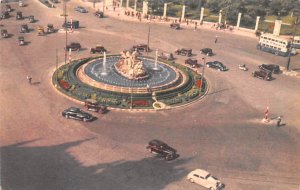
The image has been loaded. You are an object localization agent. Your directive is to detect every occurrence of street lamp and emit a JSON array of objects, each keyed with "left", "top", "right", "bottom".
[
  {"left": 200, "top": 57, "right": 206, "bottom": 93},
  {"left": 63, "top": 0, "right": 68, "bottom": 65},
  {"left": 286, "top": 11, "right": 299, "bottom": 70}
]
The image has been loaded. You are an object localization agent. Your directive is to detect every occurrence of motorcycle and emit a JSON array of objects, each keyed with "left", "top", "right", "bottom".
[{"left": 239, "top": 64, "right": 248, "bottom": 71}]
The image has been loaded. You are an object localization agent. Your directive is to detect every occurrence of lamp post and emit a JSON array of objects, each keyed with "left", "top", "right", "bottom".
[
  {"left": 200, "top": 57, "right": 206, "bottom": 93},
  {"left": 63, "top": 0, "right": 68, "bottom": 65},
  {"left": 286, "top": 11, "right": 299, "bottom": 70}
]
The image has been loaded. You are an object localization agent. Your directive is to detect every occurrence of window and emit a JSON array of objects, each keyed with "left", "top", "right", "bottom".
[{"left": 193, "top": 174, "right": 199, "bottom": 178}]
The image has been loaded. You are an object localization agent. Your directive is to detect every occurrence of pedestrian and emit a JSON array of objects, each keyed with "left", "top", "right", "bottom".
[
  {"left": 27, "top": 75, "right": 32, "bottom": 84},
  {"left": 215, "top": 35, "right": 218, "bottom": 43},
  {"left": 277, "top": 116, "right": 282, "bottom": 127},
  {"left": 194, "top": 22, "right": 197, "bottom": 31}
]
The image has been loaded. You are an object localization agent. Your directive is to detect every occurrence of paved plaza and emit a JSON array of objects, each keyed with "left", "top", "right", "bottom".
[{"left": 1, "top": 0, "right": 300, "bottom": 189}]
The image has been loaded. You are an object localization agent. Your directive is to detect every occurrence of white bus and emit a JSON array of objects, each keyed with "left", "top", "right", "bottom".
[
  {"left": 292, "top": 36, "right": 300, "bottom": 49},
  {"left": 257, "top": 33, "right": 296, "bottom": 56}
]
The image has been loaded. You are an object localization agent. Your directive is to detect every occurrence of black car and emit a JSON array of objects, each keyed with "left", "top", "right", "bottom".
[
  {"left": 28, "top": 15, "right": 35, "bottom": 23},
  {"left": 62, "top": 107, "right": 94, "bottom": 122},
  {"left": 252, "top": 70, "right": 272, "bottom": 81},
  {"left": 20, "top": 24, "right": 29, "bottom": 33},
  {"left": 94, "top": 11, "right": 104, "bottom": 18},
  {"left": 185, "top": 58, "right": 199, "bottom": 68},
  {"left": 90, "top": 45, "right": 107, "bottom": 54},
  {"left": 259, "top": 64, "right": 280, "bottom": 74},
  {"left": 175, "top": 48, "right": 192, "bottom": 57},
  {"left": 131, "top": 44, "right": 150, "bottom": 52},
  {"left": 200, "top": 48, "right": 213, "bottom": 56},
  {"left": 1, "top": 29, "right": 8, "bottom": 38},
  {"left": 158, "top": 52, "right": 175, "bottom": 61},
  {"left": 206, "top": 61, "right": 227, "bottom": 71},
  {"left": 146, "top": 139, "right": 178, "bottom": 161},
  {"left": 66, "top": 42, "right": 81, "bottom": 51},
  {"left": 16, "top": 11, "right": 23, "bottom": 20},
  {"left": 62, "top": 20, "right": 80, "bottom": 29},
  {"left": 1, "top": 11, "right": 9, "bottom": 19},
  {"left": 170, "top": 23, "right": 180, "bottom": 30},
  {"left": 5, "top": 5, "right": 12, "bottom": 12}
]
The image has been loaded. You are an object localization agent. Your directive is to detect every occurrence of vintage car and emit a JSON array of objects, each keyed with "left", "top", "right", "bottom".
[
  {"left": 66, "top": 42, "right": 81, "bottom": 51},
  {"left": 94, "top": 11, "right": 104, "bottom": 18},
  {"left": 1, "top": 11, "right": 9, "bottom": 19},
  {"left": 20, "top": 24, "right": 29, "bottom": 33},
  {"left": 200, "top": 48, "right": 213, "bottom": 56},
  {"left": 187, "top": 169, "right": 225, "bottom": 190},
  {"left": 131, "top": 44, "right": 150, "bottom": 52},
  {"left": 47, "top": 23, "right": 55, "bottom": 33},
  {"left": 19, "top": 0, "right": 24, "bottom": 7},
  {"left": 28, "top": 15, "right": 34, "bottom": 23},
  {"left": 259, "top": 64, "right": 280, "bottom": 74},
  {"left": 206, "top": 61, "right": 227, "bottom": 71},
  {"left": 5, "top": 5, "right": 12, "bottom": 12},
  {"left": 84, "top": 99, "right": 107, "bottom": 113},
  {"left": 146, "top": 139, "right": 178, "bottom": 161},
  {"left": 18, "top": 36, "right": 25, "bottom": 46},
  {"left": 16, "top": 11, "right": 23, "bottom": 20},
  {"left": 37, "top": 26, "right": 45, "bottom": 36},
  {"left": 62, "top": 20, "right": 80, "bottom": 29},
  {"left": 1, "top": 29, "right": 8, "bottom": 38},
  {"left": 90, "top": 45, "right": 107, "bottom": 54},
  {"left": 252, "top": 70, "right": 272, "bottom": 81},
  {"left": 75, "top": 6, "right": 88, "bottom": 13},
  {"left": 185, "top": 58, "right": 199, "bottom": 68},
  {"left": 158, "top": 52, "right": 175, "bottom": 61},
  {"left": 175, "top": 48, "right": 192, "bottom": 57},
  {"left": 170, "top": 23, "right": 180, "bottom": 30},
  {"left": 62, "top": 107, "right": 94, "bottom": 122}
]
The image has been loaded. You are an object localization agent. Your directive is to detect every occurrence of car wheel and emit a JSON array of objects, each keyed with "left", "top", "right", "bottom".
[
  {"left": 210, "top": 187, "right": 215, "bottom": 190},
  {"left": 65, "top": 114, "right": 69, "bottom": 119},
  {"left": 218, "top": 68, "right": 221, "bottom": 71},
  {"left": 207, "top": 65, "right": 210, "bottom": 68},
  {"left": 189, "top": 178, "right": 194, "bottom": 183},
  {"left": 275, "top": 51, "right": 278, "bottom": 56},
  {"left": 83, "top": 118, "right": 87, "bottom": 122}
]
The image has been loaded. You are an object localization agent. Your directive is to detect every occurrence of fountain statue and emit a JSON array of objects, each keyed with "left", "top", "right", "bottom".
[
  {"left": 114, "top": 51, "right": 149, "bottom": 80},
  {"left": 101, "top": 51, "right": 108, "bottom": 76}
]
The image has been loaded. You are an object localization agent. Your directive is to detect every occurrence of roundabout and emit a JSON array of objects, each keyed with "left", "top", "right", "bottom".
[{"left": 53, "top": 51, "right": 208, "bottom": 109}]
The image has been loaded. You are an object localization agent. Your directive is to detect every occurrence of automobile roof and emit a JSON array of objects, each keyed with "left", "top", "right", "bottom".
[{"left": 192, "top": 169, "right": 210, "bottom": 177}]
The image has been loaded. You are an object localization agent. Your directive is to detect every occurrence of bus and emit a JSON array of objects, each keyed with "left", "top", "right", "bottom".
[
  {"left": 257, "top": 33, "right": 296, "bottom": 57},
  {"left": 292, "top": 36, "right": 300, "bottom": 49}
]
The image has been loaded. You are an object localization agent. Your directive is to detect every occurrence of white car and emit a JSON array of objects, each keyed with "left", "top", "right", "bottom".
[{"left": 187, "top": 169, "right": 224, "bottom": 190}]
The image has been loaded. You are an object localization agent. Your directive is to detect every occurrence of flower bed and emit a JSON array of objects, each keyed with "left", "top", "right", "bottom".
[
  {"left": 59, "top": 79, "right": 71, "bottom": 90},
  {"left": 129, "top": 100, "right": 150, "bottom": 107}
]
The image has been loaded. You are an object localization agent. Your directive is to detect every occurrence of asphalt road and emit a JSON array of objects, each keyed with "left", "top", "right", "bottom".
[{"left": 1, "top": 0, "right": 300, "bottom": 190}]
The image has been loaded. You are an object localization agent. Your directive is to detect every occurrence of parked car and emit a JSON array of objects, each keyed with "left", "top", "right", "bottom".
[
  {"left": 170, "top": 23, "right": 180, "bottom": 30},
  {"left": 90, "top": 45, "right": 107, "bottom": 54},
  {"left": 1, "top": 11, "right": 9, "bottom": 19},
  {"left": 187, "top": 169, "right": 225, "bottom": 190},
  {"left": 1, "top": 29, "right": 8, "bottom": 38},
  {"left": 146, "top": 139, "right": 178, "bottom": 161},
  {"left": 28, "top": 15, "right": 34, "bottom": 23},
  {"left": 16, "top": 11, "right": 23, "bottom": 20},
  {"left": 84, "top": 99, "right": 107, "bottom": 113},
  {"left": 200, "top": 48, "right": 213, "bottom": 56},
  {"left": 94, "top": 11, "right": 104, "bottom": 18},
  {"left": 66, "top": 42, "right": 81, "bottom": 51},
  {"left": 62, "top": 107, "right": 94, "bottom": 122},
  {"left": 20, "top": 24, "right": 29, "bottom": 33},
  {"left": 62, "top": 20, "right": 79, "bottom": 29},
  {"left": 75, "top": 6, "right": 88, "bottom": 13},
  {"left": 37, "top": 26, "right": 45, "bottom": 36},
  {"left": 252, "top": 70, "right": 272, "bottom": 81},
  {"left": 19, "top": 0, "right": 24, "bottom": 7},
  {"left": 206, "top": 61, "right": 227, "bottom": 71},
  {"left": 259, "top": 64, "right": 280, "bottom": 74},
  {"left": 18, "top": 36, "right": 25, "bottom": 46},
  {"left": 158, "top": 52, "right": 175, "bottom": 61},
  {"left": 132, "top": 44, "right": 150, "bottom": 52},
  {"left": 5, "top": 5, "right": 12, "bottom": 12},
  {"left": 185, "top": 58, "right": 199, "bottom": 68},
  {"left": 175, "top": 48, "right": 192, "bottom": 56},
  {"left": 47, "top": 23, "right": 55, "bottom": 33}
]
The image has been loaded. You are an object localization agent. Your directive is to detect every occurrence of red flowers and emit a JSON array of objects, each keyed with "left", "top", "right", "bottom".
[{"left": 59, "top": 79, "right": 71, "bottom": 90}]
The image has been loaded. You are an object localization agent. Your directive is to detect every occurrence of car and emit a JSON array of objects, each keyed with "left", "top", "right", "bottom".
[
  {"left": 5, "top": 5, "right": 12, "bottom": 12},
  {"left": 158, "top": 52, "right": 175, "bottom": 61},
  {"left": 47, "top": 23, "right": 55, "bottom": 33},
  {"left": 18, "top": 36, "right": 25, "bottom": 46},
  {"left": 132, "top": 44, "right": 150, "bottom": 52},
  {"left": 200, "top": 48, "right": 213, "bottom": 56},
  {"left": 66, "top": 42, "right": 81, "bottom": 51},
  {"left": 90, "top": 45, "right": 107, "bottom": 54},
  {"left": 16, "top": 11, "right": 23, "bottom": 20},
  {"left": 252, "top": 70, "right": 272, "bottom": 81},
  {"left": 187, "top": 169, "right": 224, "bottom": 190},
  {"left": 170, "top": 23, "right": 180, "bottom": 30},
  {"left": 258, "top": 64, "right": 280, "bottom": 74},
  {"left": 37, "top": 26, "right": 45, "bottom": 36},
  {"left": 75, "top": 6, "right": 88, "bottom": 13},
  {"left": 206, "top": 61, "right": 227, "bottom": 71},
  {"left": 175, "top": 48, "right": 192, "bottom": 56},
  {"left": 19, "top": 0, "right": 24, "bottom": 7},
  {"left": 62, "top": 20, "right": 80, "bottom": 29},
  {"left": 185, "top": 58, "right": 199, "bottom": 68},
  {"left": 146, "top": 139, "right": 178, "bottom": 161},
  {"left": 94, "top": 11, "right": 104, "bottom": 18},
  {"left": 20, "top": 24, "right": 29, "bottom": 33},
  {"left": 84, "top": 99, "right": 107, "bottom": 113},
  {"left": 28, "top": 15, "right": 34, "bottom": 23},
  {"left": 62, "top": 107, "right": 94, "bottom": 122},
  {"left": 1, "top": 11, "right": 9, "bottom": 19},
  {"left": 1, "top": 29, "right": 8, "bottom": 38}
]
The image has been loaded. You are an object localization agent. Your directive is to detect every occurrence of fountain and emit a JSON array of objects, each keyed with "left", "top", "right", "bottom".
[
  {"left": 152, "top": 49, "right": 161, "bottom": 71},
  {"left": 101, "top": 52, "right": 108, "bottom": 76}
]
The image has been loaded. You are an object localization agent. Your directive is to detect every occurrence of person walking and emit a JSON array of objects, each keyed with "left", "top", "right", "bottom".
[
  {"left": 27, "top": 75, "right": 32, "bottom": 84},
  {"left": 277, "top": 116, "right": 282, "bottom": 127},
  {"left": 215, "top": 35, "right": 218, "bottom": 43}
]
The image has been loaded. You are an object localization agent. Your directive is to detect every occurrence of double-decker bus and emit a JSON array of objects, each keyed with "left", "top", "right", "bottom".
[
  {"left": 257, "top": 33, "right": 296, "bottom": 56},
  {"left": 292, "top": 36, "right": 300, "bottom": 49}
]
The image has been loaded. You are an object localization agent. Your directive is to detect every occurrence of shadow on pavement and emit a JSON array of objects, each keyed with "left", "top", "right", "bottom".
[{"left": 1, "top": 138, "right": 192, "bottom": 190}]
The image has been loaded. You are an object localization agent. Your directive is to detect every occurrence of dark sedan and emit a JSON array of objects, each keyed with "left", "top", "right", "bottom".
[
  {"left": 146, "top": 139, "right": 178, "bottom": 161},
  {"left": 206, "top": 61, "right": 227, "bottom": 71},
  {"left": 259, "top": 64, "right": 280, "bottom": 74},
  {"left": 62, "top": 107, "right": 94, "bottom": 122},
  {"left": 200, "top": 48, "right": 213, "bottom": 56}
]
